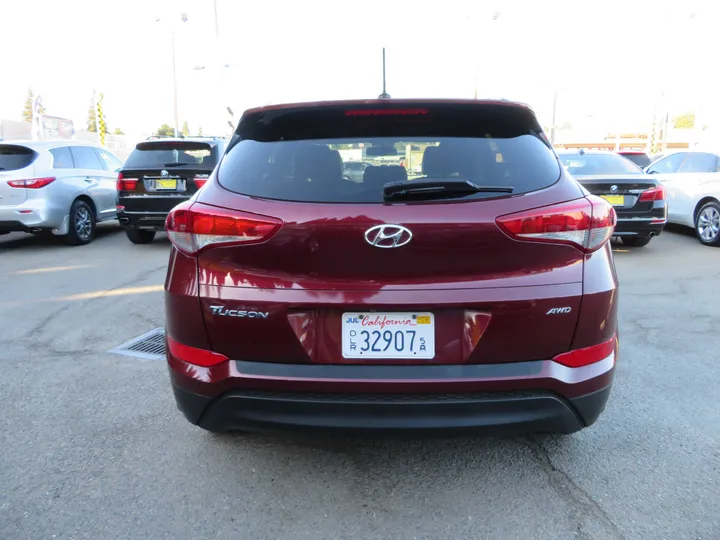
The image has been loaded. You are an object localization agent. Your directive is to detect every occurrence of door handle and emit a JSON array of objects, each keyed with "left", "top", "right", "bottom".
[{"left": 84, "top": 177, "right": 93, "bottom": 183}]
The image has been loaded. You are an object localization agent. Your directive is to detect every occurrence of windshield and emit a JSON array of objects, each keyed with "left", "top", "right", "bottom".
[
  {"left": 558, "top": 153, "right": 643, "bottom": 176},
  {"left": 219, "top": 104, "right": 559, "bottom": 203},
  {"left": 124, "top": 142, "right": 217, "bottom": 169}
]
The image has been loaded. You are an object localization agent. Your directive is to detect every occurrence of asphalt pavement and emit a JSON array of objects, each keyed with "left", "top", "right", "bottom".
[{"left": 1, "top": 223, "right": 718, "bottom": 540}]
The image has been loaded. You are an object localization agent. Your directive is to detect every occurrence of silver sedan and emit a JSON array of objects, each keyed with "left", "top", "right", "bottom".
[{"left": 0, "top": 140, "right": 123, "bottom": 245}]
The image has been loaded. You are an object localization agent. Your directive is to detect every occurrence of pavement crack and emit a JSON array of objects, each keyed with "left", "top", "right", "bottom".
[
  {"left": 21, "top": 303, "right": 73, "bottom": 340},
  {"left": 514, "top": 435, "right": 626, "bottom": 540}
]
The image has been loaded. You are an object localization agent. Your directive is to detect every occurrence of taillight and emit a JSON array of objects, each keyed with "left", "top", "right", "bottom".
[
  {"left": 193, "top": 175, "right": 209, "bottom": 188},
  {"left": 495, "top": 196, "right": 616, "bottom": 253},
  {"left": 167, "top": 335, "right": 228, "bottom": 367},
  {"left": 166, "top": 201, "right": 283, "bottom": 255},
  {"left": 7, "top": 177, "right": 55, "bottom": 189},
  {"left": 553, "top": 334, "right": 617, "bottom": 368},
  {"left": 638, "top": 185, "right": 666, "bottom": 202},
  {"left": 116, "top": 173, "right": 138, "bottom": 191}
]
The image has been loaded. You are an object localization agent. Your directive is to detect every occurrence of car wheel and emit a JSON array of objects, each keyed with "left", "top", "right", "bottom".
[
  {"left": 66, "top": 200, "right": 96, "bottom": 245},
  {"left": 126, "top": 228, "right": 156, "bottom": 244},
  {"left": 621, "top": 236, "right": 652, "bottom": 247},
  {"left": 695, "top": 201, "right": 720, "bottom": 246}
]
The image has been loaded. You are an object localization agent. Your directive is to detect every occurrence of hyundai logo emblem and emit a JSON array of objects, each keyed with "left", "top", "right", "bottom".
[
  {"left": 161, "top": 170, "right": 169, "bottom": 177},
  {"left": 610, "top": 185, "right": 618, "bottom": 192},
  {"left": 364, "top": 224, "right": 413, "bottom": 248}
]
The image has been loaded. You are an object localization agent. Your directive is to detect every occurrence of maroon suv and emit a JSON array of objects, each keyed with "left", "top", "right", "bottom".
[{"left": 164, "top": 99, "right": 618, "bottom": 435}]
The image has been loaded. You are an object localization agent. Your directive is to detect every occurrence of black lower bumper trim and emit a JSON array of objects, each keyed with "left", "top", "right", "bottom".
[
  {"left": 0, "top": 221, "right": 39, "bottom": 233},
  {"left": 172, "top": 385, "right": 611, "bottom": 435}
]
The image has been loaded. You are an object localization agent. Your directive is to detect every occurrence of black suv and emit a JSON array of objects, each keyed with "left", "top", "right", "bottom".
[{"left": 117, "top": 137, "right": 226, "bottom": 244}]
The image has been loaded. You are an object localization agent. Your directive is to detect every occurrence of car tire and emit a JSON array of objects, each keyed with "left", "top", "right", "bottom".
[
  {"left": 621, "top": 236, "right": 652, "bottom": 247},
  {"left": 694, "top": 201, "right": 720, "bottom": 246},
  {"left": 66, "top": 200, "right": 96, "bottom": 246},
  {"left": 126, "top": 228, "right": 156, "bottom": 244}
]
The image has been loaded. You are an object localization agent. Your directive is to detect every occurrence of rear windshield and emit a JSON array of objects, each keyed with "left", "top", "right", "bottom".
[
  {"left": 0, "top": 145, "right": 37, "bottom": 171},
  {"left": 218, "top": 104, "right": 560, "bottom": 203},
  {"left": 559, "top": 153, "right": 642, "bottom": 176},
  {"left": 124, "top": 141, "right": 218, "bottom": 170},
  {"left": 619, "top": 153, "right": 651, "bottom": 168}
]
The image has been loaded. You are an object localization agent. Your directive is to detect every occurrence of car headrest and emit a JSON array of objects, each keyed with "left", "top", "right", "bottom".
[
  {"left": 363, "top": 165, "right": 408, "bottom": 190},
  {"left": 295, "top": 145, "right": 343, "bottom": 183},
  {"left": 422, "top": 146, "right": 445, "bottom": 176}
]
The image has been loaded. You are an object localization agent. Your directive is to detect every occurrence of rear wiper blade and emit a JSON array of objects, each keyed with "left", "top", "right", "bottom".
[
  {"left": 383, "top": 178, "right": 513, "bottom": 201},
  {"left": 163, "top": 162, "right": 195, "bottom": 167}
]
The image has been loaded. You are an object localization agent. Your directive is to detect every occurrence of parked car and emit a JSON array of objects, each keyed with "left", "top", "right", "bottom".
[
  {"left": 0, "top": 140, "right": 123, "bottom": 245},
  {"left": 116, "top": 137, "right": 226, "bottom": 244},
  {"left": 164, "top": 98, "right": 619, "bottom": 435},
  {"left": 645, "top": 150, "right": 720, "bottom": 246},
  {"left": 617, "top": 150, "right": 652, "bottom": 169},
  {"left": 558, "top": 150, "right": 667, "bottom": 247},
  {"left": 342, "top": 161, "right": 371, "bottom": 183}
]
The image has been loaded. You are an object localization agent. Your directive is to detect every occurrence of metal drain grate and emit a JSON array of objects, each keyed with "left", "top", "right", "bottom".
[{"left": 109, "top": 328, "right": 166, "bottom": 360}]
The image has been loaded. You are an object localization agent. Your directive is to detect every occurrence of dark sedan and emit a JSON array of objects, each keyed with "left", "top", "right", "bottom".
[{"left": 558, "top": 150, "right": 667, "bottom": 247}]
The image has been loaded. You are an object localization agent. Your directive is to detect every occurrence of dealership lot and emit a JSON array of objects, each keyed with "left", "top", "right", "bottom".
[{"left": 0, "top": 225, "right": 718, "bottom": 540}]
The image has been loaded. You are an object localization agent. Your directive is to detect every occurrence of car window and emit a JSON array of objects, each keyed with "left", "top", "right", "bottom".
[
  {"left": 647, "top": 153, "right": 686, "bottom": 174},
  {"left": 619, "top": 153, "right": 651, "bottom": 168},
  {"left": 70, "top": 146, "right": 104, "bottom": 170},
  {"left": 218, "top": 104, "right": 559, "bottom": 203},
  {"left": 95, "top": 148, "right": 124, "bottom": 171},
  {"left": 50, "top": 146, "right": 75, "bottom": 169},
  {"left": 0, "top": 144, "right": 38, "bottom": 171},
  {"left": 123, "top": 141, "right": 217, "bottom": 169},
  {"left": 678, "top": 152, "right": 719, "bottom": 173},
  {"left": 558, "top": 153, "right": 642, "bottom": 176}
]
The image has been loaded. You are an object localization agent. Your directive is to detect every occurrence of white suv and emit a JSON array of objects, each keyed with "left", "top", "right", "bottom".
[{"left": 0, "top": 140, "right": 123, "bottom": 245}]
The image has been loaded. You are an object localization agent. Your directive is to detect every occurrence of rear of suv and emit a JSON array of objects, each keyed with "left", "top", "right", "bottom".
[
  {"left": 116, "top": 137, "right": 225, "bottom": 244},
  {"left": 164, "top": 99, "right": 619, "bottom": 435}
]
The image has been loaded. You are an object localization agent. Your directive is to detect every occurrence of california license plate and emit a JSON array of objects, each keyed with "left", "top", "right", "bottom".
[
  {"left": 155, "top": 179, "right": 178, "bottom": 190},
  {"left": 601, "top": 194, "right": 624, "bottom": 206},
  {"left": 341, "top": 312, "right": 435, "bottom": 359}
]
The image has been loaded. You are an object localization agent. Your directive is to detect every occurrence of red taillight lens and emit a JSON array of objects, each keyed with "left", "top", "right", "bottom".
[
  {"left": 7, "top": 177, "right": 55, "bottom": 189},
  {"left": 638, "top": 185, "right": 666, "bottom": 202},
  {"left": 193, "top": 176, "right": 209, "bottom": 188},
  {"left": 116, "top": 173, "right": 138, "bottom": 191},
  {"left": 166, "top": 335, "right": 229, "bottom": 367},
  {"left": 553, "top": 334, "right": 617, "bottom": 368},
  {"left": 166, "top": 201, "right": 283, "bottom": 255},
  {"left": 496, "top": 196, "right": 616, "bottom": 253}
]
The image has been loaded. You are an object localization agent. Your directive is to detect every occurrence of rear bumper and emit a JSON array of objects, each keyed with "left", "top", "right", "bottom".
[
  {"left": 118, "top": 210, "right": 170, "bottom": 230},
  {"left": 0, "top": 200, "right": 67, "bottom": 232},
  {"left": 168, "top": 355, "right": 615, "bottom": 434},
  {"left": 118, "top": 196, "right": 189, "bottom": 230},
  {"left": 614, "top": 217, "right": 666, "bottom": 237},
  {"left": 614, "top": 202, "right": 667, "bottom": 237},
  {"left": 172, "top": 384, "right": 611, "bottom": 434}
]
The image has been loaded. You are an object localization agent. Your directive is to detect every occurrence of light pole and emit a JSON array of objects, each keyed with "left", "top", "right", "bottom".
[
  {"left": 472, "top": 10, "right": 501, "bottom": 99},
  {"left": 156, "top": 12, "right": 188, "bottom": 137}
]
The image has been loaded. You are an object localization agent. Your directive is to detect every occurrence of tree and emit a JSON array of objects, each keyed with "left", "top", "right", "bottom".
[
  {"left": 113, "top": 128, "right": 125, "bottom": 135},
  {"left": 156, "top": 123, "right": 175, "bottom": 137},
  {"left": 197, "top": 125, "right": 203, "bottom": 136},
  {"left": 673, "top": 112, "right": 695, "bottom": 129},
  {"left": 87, "top": 98, "right": 97, "bottom": 132},
  {"left": 22, "top": 87, "right": 45, "bottom": 122},
  {"left": 181, "top": 120, "right": 190, "bottom": 137}
]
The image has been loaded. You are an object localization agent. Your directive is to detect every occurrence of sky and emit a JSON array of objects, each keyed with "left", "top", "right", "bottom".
[{"left": 1, "top": 0, "right": 718, "bottom": 138}]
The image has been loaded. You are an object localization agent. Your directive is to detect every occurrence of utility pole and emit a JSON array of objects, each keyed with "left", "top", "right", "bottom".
[{"left": 171, "top": 29, "right": 179, "bottom": 137}]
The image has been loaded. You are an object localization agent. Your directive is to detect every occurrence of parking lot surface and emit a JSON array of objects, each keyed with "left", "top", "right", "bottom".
[{"left": 1, "top": 224, "right": 718, "bottom": 540}]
